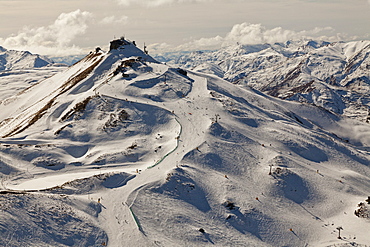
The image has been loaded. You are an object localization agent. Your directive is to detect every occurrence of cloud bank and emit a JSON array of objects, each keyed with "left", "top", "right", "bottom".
[
  {"left": 0, "top": 9, "right": 92, "bottom": 56},
  {"left": 115, "top": 0, "right": 370, "bottom": 7},
  {"left": 99, "top": 15, "right": 129, "bottom": 25},
  {"left": 223, "top": 23, "right": 337, "bottom": 45},
  {"left": 115, "top": 0, "right": 212, "bottom": 7},
  {"left": 149, "top": 23, "right": 355, "bottom": 54}
]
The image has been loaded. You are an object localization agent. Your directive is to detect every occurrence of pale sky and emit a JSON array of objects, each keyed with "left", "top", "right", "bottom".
[{"left": 0, "top": 0, "right": 369, "bottom": 56}]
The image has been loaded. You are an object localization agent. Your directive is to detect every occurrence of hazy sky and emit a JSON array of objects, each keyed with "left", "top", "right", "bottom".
[{"left": 0, "top": 0, "right": 369, "bottom": 56}]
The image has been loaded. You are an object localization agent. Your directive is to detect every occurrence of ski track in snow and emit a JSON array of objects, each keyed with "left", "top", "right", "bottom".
[
  {"left": 0, "top": 41, "right": 369, "bottom": 246},
  {"left": 75, "top": 73, "right": 212, "bottom": 246}
]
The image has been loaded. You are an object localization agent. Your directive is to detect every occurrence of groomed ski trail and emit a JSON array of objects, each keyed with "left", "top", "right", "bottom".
[{"left": 95, "top": 72, "right": 215, "bottom": 246}]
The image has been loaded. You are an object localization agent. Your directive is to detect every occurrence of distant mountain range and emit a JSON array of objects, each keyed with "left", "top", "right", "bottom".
[
  {"left": 0, "top": 46, "right": 54, "bottom": 70},
  {"left": 50, "top": 54, "right": 87, "bottom": 66},
  {"left": 170, "top": 40, "right": 370, "bottom": 122}
]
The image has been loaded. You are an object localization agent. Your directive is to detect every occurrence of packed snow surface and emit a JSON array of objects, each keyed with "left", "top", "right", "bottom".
[{"left": 0, "top": 40, "right": 369, "bottom": 246}]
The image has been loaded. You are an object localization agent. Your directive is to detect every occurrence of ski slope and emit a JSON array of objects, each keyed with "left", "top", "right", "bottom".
[{"left": 0, "top": 39, "right": 369, "bottom": 247}]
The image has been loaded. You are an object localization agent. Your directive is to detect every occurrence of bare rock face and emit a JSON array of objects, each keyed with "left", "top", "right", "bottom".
[
  {"left": 355, "top": 202, "right": 369, "bottom": 218},
  {"left": 109, "top": 37, "right": 131, "bottom": 51}
]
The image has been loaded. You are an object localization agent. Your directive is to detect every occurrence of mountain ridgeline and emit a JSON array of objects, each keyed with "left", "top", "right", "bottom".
[
  {"left": 171, "top": 40, "right": 370, "bottom": 122},
  {"left": 0, "top": 46, "right": 53, "bottom": 71}
]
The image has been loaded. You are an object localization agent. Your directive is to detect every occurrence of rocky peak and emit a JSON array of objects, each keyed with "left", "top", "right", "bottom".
[{"left": 109, "top": 37, "right": 133, "bottom": 51}]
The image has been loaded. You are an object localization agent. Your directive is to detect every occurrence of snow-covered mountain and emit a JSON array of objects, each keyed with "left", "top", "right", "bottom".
[
  {"left": 0, "top": 46, "right": 67, "bottom": 103},
  {"left": 0, "top": 46, "right": 54, "bottom": 71},
  {"left": 0, "top": 38, "right": 369, "bottom": 247},
  {"left": 172, "top": 40, "right": 370, "bottom": 122}
]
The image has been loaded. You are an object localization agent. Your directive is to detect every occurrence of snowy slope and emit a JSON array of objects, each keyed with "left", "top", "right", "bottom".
[
  {"left": 0, "top": 66, "right": 67, "bottom": 103},
  {"left": 0, "top": 38, "right": 369, "bottom": 247},
  {"left": 0, "top": 46, "right": 54, "bottom": 71},
  {"left": 172, "top": 40, "right": 370, "bottom": 122},
  {"left": 0, "top": 46, "right": 64, "bottom": 104}
]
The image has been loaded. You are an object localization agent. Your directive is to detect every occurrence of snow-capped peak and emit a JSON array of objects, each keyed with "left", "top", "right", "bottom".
[
  {"left": 0, "top": 46, "right": 53, "bottom": 71},
  {"left": 171, "top": 39, "right": 370, "bottom": 121}
]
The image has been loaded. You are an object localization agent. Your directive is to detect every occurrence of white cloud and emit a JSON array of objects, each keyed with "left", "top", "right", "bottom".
[
  {"left": 149, "top": 23, "right": 355, "bottom": 55},
  {"left": 147, "top": 42, "right": 172, "bottom": 54},
  {"left": 100, "top": 15, "right": 128, "bottom": 25},
  {"left": 115, "top": 0, "right": 212, "bottom": 7},
  {"left": 173, "top": 35, "right": 224, "bottom": 51},
  {"left": 223, "top": 23, "right": 337, "bottom": 46},
  {"left": 0, "top": 9, "right": 92, "bottom": 56}
]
